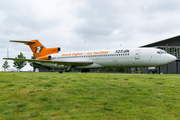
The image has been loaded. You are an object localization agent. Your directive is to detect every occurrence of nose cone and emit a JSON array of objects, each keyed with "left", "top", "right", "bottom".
[{"left": 169, "top": 55, "right": 177, "bottom": 63}]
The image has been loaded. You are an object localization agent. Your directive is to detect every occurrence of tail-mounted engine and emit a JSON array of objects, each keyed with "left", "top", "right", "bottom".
[
  {"left": 38, "top": 47, "right": 60, "bottom": 60},
  {"left": 46, "top": 47, "right": 61, "bottom": 54},
  {"left": 38, "top": 55, "right": 51, "bottom": 60}
]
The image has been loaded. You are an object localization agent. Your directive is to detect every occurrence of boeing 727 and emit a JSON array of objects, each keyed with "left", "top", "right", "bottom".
[{"left": 3, "top": 39, "right": 177, "bottom": 72}]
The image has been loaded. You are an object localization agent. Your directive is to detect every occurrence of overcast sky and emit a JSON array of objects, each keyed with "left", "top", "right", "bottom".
[{"left": 1, "top": 0, "right": 180, "bottom": 71}]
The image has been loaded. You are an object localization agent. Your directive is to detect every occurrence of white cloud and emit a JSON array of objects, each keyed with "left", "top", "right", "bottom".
[{"left": 1, "top": 0, "right": 180, "bottom": 71}]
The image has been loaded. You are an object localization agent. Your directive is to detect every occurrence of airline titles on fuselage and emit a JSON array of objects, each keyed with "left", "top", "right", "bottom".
[
  {"left": 61, "top": 51, "right": 109, "bottom": 57},
  {"left": 61, "top": 49, "right": 130, "bottom": 57}
]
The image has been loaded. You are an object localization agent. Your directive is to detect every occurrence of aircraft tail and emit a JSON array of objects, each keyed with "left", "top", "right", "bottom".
[{"left": 10, "top": 40, "right": 61, "bottom": 59}]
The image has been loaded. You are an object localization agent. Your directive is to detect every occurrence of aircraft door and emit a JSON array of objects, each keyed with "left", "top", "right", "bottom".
[{"left": 135, "top": 50, "right": 140, "bottom": 60}]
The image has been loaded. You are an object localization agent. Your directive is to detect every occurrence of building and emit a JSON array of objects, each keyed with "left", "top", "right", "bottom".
[{"left": 141, "top": 35, "right": 180, "bottom": 74}]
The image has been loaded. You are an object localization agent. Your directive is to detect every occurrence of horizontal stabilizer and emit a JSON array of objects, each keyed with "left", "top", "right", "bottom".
[{"left": 10, "top": 40, "right": 36, "bottom": 43}]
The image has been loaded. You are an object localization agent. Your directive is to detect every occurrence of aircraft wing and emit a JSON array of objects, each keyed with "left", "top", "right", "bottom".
[{"left": 3, "top": 58, "right": 93, "bottom": 66}]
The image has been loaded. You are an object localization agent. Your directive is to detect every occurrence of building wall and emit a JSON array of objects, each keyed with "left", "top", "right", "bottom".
[{"left": 142, "top": 60, "right": 180, "bottom": 74}]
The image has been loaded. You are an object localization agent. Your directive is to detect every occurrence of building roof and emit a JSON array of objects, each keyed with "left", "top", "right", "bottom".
[{"left": 141, "top": 35, "right": 180, "bottom": 47}]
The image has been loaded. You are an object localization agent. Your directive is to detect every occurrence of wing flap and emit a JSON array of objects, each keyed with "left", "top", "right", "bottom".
[{"left": 3, "top": 58, "right": 93, "bottom": 66}]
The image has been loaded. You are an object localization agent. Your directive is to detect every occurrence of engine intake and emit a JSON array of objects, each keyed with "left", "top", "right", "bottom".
[
  {"left": 57, "top": 47, "right": 61, "bottom": 52},
  {"left": 48, "top": 55, "right": 52, "bottom": 60}
]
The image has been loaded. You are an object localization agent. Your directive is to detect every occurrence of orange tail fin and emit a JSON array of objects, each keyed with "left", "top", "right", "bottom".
[{"left": 10, "top": 39, "right": 60, "bottom": 59}]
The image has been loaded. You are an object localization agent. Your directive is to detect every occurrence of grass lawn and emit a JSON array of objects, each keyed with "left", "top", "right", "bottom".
[{"left": 0, "top": 72, "right": 180, "bottom": 119}]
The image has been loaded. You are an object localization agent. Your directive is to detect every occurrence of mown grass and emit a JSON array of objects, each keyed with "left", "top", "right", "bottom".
[{"left": 0, "top": 72, "right": 180, "bottom": 119}]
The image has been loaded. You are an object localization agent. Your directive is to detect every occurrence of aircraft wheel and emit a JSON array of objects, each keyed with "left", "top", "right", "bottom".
[
  {"left": 65, "top": 70, "right": 70, "bottom": 72},
  {"left": 81, "top": 69, "right": 90, "bottom": 72},
  {"left": 59, "top": 70, "right": 63, "bottom": 73}
]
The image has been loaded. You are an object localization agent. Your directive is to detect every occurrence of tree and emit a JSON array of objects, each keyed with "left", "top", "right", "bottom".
[
  {"left": 115, "top": 67, "right": 126, "bottom": 73},
  {"left": 105, "top": 67, "right": 114, "bottom": 72},
  {"left": 29, "top": 54, "right": 41, "bottom": 72},
  {"left": 13, "top": 52, "right": 27, "bottom": 71},
  {"left": 2, "top": 60, "right": 10, "bottom": 71}
]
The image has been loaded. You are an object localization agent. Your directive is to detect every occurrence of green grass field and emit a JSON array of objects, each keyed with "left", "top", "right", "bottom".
[{"left": 0, "top": 72, "right": 180, "bottom": 120}]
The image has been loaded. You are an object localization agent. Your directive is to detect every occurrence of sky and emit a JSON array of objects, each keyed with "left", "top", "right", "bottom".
[{"left": 1, "top": 0, "right": 180, "bottom": 71}]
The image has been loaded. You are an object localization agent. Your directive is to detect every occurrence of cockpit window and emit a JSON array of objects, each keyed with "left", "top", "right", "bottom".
[
  {"left": 161, "top": 51, "right": 167, "bottom": 54},
  {"left": 157, "top": 50, "right": 167, "bottom": 54}
]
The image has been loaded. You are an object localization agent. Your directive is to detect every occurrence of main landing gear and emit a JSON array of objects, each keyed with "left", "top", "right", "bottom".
[{"left": 59, "top": 66, "right": 71, "bottom": 73}]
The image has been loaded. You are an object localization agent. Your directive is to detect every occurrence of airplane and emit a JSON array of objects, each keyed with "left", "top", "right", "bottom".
[{"left": 3, "top": 39, "right": 177, "bottom": 73}]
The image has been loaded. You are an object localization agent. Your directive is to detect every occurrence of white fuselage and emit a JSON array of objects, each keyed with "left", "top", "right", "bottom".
[{"left": 40, "top": 48, "right": 177, "bottom": 69}]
